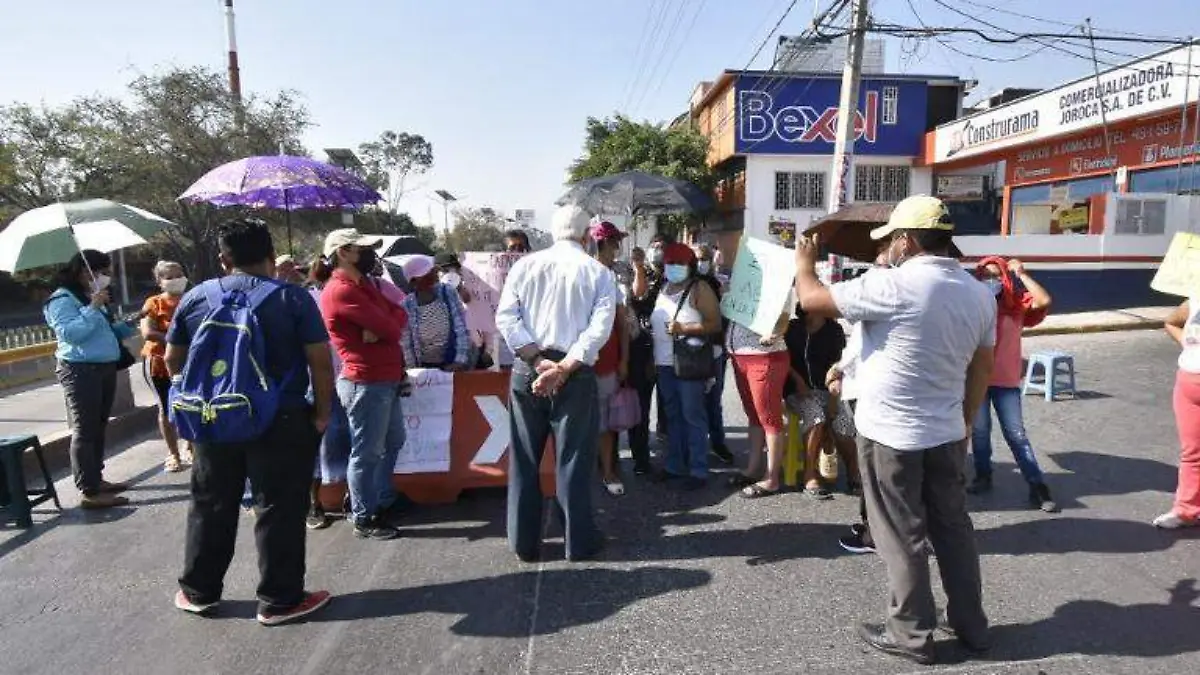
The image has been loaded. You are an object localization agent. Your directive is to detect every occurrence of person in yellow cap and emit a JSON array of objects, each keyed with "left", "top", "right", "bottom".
[{"left": 792, "top": 194, "right": 996, "bottom": 665}]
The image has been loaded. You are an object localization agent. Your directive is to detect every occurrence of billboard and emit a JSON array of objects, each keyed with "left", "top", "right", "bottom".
[
  {"left": 933, "top": 43, "right": 1200, "bottom": 163},
  {"left": 734, "top": 75, "right": 929, "bottom": 156}
]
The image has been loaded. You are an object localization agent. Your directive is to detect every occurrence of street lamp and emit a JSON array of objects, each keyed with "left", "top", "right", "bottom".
[
  {"left": 434, "top": 189, "right": 458, "bottom": 236},
  {"left": 325, "top": 148, "right": 363, "bottom": 225}
]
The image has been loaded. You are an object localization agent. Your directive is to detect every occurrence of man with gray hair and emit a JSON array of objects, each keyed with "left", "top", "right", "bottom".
[{"left": 496, "top": 204, "right": 618, "bottom": 562}]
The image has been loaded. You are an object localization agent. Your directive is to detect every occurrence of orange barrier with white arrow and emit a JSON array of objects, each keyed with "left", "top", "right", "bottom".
[{"left": 318, "top": 371, "right": 556, "bottom": 508}]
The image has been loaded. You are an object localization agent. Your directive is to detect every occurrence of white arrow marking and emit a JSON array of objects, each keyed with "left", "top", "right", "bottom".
[{"left": 472, "top": 395, "right": 510, "bottom": 465}]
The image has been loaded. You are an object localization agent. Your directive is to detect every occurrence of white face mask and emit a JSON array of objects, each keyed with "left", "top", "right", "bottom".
[
  {"left": 162, "top": 277, "right": 189, "bottom": 296},
  {"left": 441, "top": 271, "right": 462, "bottom": 288},
  {"left": 91, "top": 274, "right": 112, "bottom": 293}
]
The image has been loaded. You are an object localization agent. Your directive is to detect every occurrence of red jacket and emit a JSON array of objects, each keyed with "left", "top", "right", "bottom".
[{"left": 320, "top": 270, "right": 408, "bottom": 382}]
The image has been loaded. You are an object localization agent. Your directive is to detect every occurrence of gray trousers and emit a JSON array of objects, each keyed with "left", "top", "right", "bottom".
[
  {"left": 858, "top": 435, "right": 989, "bottom": 651},
  {"left": 57, "top": 361, "right": 118, "bottom": 495},
  {"left": 507, "top": 361, "right": 601, "bottom": 559}
]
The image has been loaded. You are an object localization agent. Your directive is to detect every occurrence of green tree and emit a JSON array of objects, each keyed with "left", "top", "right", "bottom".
[
  {"left": 358, "top": 131, "right": 434, "bottom": 218},
  {"left": 444, "top": 207, "right": 506, "bottom": 252},
  {"left": 568, "top": 115, "right": 714, "bottom": 189},
  {"left": 0, "top": 66, "right": 311, "bottom": 278}
]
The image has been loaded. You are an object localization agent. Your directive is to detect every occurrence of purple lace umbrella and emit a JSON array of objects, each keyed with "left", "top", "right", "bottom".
[{"left": 179, "top": 155, "right": 383, "bottom": 254}]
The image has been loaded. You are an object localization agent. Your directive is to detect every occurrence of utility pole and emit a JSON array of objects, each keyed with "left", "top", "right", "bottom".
[
  {"left": 827, "top": 0, "right": 870, "bottom": 214},
  {"left": 223, "top": 0, "right": 245, "bottom": 130}
]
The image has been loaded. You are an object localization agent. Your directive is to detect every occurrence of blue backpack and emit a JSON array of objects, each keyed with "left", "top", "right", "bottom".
[{"left": 170, "top": 279, "right": 290, "bottom": 444}]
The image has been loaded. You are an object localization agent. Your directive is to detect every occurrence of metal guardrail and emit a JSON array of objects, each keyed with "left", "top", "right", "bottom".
[{"left": 0, "top": 325, "right": 56, "bottom": 350}]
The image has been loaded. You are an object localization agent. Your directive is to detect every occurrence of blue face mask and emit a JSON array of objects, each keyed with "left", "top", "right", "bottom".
[
  {"left": 664, "top": 264, "right": 690, "bottom": 284},
  {"left": 982, "top": 278, "right": 1003, "bottom": 297}
]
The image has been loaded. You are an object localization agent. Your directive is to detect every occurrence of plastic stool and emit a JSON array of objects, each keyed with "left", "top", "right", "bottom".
[
  {"left": 0, "top": 434, "right": 62, "bottom": 528},
  {"left": 783, "top": 412, "right": 806, "bottom": 488},
  {"left": 1023, "top": 351, "right": 1077, "bottom": 401}
]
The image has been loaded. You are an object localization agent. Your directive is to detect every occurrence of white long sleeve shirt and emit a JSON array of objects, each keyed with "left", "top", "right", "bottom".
[{"left": 495, "top": 240, "right": 618, "bottom": 366}]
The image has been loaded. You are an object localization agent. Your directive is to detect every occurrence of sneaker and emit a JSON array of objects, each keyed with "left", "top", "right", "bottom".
[
  {"left": 1029, "top": 482, "right": 1059, "bottom": 513},
  {"left": 850, "top": 522, "right": 867, "bottom": 537},
  {"left": 603, "top": 480, "right": 626, "bottom": 496},
  {"left": 256, "top": 590, "right": 332, "bottom": 626},
  {"left": 80, "top": 493, "right": 129, "bottom": 509},
  {"left": 354, "top": 517, "right": 400, "bottom": 541},
  {"left": 306, "top": 506, "right": 331, "bottom": 530},
  {"left": 97, "top": 480, "right": 130, "bottom": 494},
  {"left": 710, "top": 444, "right": 735, "bottom": 466},
  {"left": 966, "top": 473, "right": 993, "bottom": 495},
  {"left": 857, "top": 623, "right": 935, "bottom": 665},
  {"left": 174, "top": 590, "right": 218, "bottom": 615},
  {"left": 839, "top": 533, "right": 876, "bottom": 555},
  {"left": 1152, "top": 511, "right": 1198, "bottom": 529}
]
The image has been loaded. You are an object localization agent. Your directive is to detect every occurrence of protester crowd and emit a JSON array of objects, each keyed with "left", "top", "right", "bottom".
[{"left": 39, "top": 195, "right": 1200, "bottom": 659}]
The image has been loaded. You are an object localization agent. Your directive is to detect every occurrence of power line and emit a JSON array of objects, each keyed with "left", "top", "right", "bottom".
[
  {"left": 949, "top": 0, "right": 1185, "bottom": 43},
  {"left": 633, "top": 0, "right": 711, "bottom": 119},
  {"left": 620, "top": 0, "right": 674, "bottom": 114},
  {"left": 904, "top": 0, "right": 1059, "bottom": 64},
  {"left": 629, "top": 0, "right": 694, "bottom": 116},
  {"left": 618, "top": 0, "right": 662, "bottom": 110}
]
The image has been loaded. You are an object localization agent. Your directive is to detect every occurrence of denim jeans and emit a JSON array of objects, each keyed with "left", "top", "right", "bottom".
[
  {"left": 337, "top": 378, "right": 406, "bottom": 525},
  {"left": 971, "top": 386, "right": 1045, "bottom": 484},
  {"left": 706, "top": 355, "right": 728, "bottom": 449},
  {"left": 317, "top": 396, "right": 352, "bottom": 485},
  {"left": 656, "top": 366, "right": 710, "bottom": 479}
]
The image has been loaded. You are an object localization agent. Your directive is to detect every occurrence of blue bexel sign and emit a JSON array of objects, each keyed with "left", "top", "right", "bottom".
[{"left": 735, "top": 76, "right": 929, "bottom": 155}]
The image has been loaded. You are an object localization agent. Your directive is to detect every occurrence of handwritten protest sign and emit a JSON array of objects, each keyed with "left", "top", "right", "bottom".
[
  {"left": 1151, "top": 232, "right": 1200, "bottom": 298},
  {"left": 394, "top": 368, "right": 454, "bottom": 474},
  {"left": 461, "top": 252, "right": 524, "bottom": 365},
  {"left": 720, "top": 236, "right": 795, "bottom": 335}
]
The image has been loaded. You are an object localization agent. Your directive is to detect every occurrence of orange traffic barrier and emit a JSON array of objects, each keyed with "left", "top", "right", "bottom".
[{"left": 318, "top": 370, "right": 556, "bottom": 509}]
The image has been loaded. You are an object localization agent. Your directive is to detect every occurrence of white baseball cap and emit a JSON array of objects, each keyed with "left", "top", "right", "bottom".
[{"left": 323, "top": 228, "right": 382, "bottom": 258}]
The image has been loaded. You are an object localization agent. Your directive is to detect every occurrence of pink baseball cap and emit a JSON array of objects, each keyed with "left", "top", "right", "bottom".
[{"left": 589, "top": 221, "right": 627, "bottom": 242}]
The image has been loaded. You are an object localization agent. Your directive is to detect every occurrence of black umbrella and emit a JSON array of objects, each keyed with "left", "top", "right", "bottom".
[{"left": 556, "top": 170, "right": 714, "bottom": 216}]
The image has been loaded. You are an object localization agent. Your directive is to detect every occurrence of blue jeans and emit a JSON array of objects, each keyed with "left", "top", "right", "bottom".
[
  {"left": 337, "top": 378, "right": 406, "bottom": 525},
  {"left": 657, "top": 366, "right": 710, "bottom": 479},
  {"left": 971, "top": 386, "right": 1045, "bottom": 484},
  {"left": 317, "top": 396, "right": 352, "bottom": 485},
  {"left": 706, "top": 355, "right": 728, "bottom": 449}
]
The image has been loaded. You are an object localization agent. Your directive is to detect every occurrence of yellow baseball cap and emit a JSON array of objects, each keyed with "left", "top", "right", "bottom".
[{"left": 870, "top": 195, "right": 955, "bottom": 240}]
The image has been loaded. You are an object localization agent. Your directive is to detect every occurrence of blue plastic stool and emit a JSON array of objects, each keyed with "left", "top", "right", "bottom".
[{"left": 1022, "top": 352, "right": 1076, "bottom": 401}]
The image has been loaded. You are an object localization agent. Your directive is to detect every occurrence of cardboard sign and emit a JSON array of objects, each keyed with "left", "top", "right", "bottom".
[
  {"left": 395, "top": 368, "right": 454, "bottom": 474},
  {"left": 720, "top": 236, "right": 795, "bottom": 335},
  {"left": 1151, "top": 232, "right": 1200, "bottom": 298},
  {"left": 460, "top": 252, "right": 524, "bottom": 334}
]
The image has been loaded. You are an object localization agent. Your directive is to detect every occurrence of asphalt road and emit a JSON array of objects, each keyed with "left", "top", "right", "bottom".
[{"left": 1, "top": 330, "right": 1198, "bottom": 675}]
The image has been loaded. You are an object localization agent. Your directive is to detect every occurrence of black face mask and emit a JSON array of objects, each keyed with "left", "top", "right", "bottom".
[{"left": 354, "top": 248, "right": 378, "bottom": 276}]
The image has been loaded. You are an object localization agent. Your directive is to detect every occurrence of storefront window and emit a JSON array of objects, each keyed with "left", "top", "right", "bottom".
[
  {"left": 1008, "top": 175, "right": 1114, "bottom": 236},
  {"left": 1129, "top": 164, "right": 1200, "bottom": 195}
]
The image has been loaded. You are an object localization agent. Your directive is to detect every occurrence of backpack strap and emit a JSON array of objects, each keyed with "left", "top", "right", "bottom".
[
  {"left": 244, "top": 278, "right": 287, "bottom": 311},
  {"left": 202, "top": 279, "right": 226, "bottom": 311}
]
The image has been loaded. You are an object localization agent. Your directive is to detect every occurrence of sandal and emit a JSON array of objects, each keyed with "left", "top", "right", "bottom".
[
  {"left": 603, "top": 480, "right": 626, "bottom": 497},
  {"left": 740, "top": 483, "right": 780, "bottom": 499},
  {"left": 804, "top": 484, "right": 833, "bottom": 500},
  {"left": 164, "top": 455, "right": 184, "bottom": 473},
  {"left": 181, "top": 445, "right": 195, "bottom": 466},
  {"left": 727, "top": 473, "right": 758, "bottom": 488}
]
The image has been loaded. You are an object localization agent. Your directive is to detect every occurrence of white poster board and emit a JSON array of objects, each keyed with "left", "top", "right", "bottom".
[
  {"left": 394, "top": 368, "right": 454, "bottom": 474},
  {"left": 720, "top": 236, "right": 796, "bottom": 335},
  {"left": 461, "top": 251, "right": 525, "bottom": 365}
]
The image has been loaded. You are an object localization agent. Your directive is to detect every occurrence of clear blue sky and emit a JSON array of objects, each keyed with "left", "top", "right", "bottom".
[{"left": 1, "top": 0, "right": 1194, "bottom": 231}]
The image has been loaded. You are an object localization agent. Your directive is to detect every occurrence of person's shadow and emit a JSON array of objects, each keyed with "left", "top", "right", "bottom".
[
  {"left": 984, "top": 579, "right": 1200, "bottom": 662},
  {"left": 216, "top": 566, "right": 711, "bottom": 636},
  {"left": 969, "top": 449, "right": 1179, "bottom": 512},
  {"left": 977, "top": 516, "right": 1198, "bottom": 556}
]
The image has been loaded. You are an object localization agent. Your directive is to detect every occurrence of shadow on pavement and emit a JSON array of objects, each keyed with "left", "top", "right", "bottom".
[
  {"left": 969, "top": 449, "right": 1178, "bottom": 512},
  {"left": 977, "top": 517, "right": 1198, "bottom": 556},
  {"left": 214, "top": 566, "right": 712, "bottom": 635},
  {"left": 986, "top": 579, "right": 1200, "bottom": 662}
]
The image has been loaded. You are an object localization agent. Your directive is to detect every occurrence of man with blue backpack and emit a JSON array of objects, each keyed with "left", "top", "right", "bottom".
[{"left": 165, "top": 218, "right": 335, "bottom": 626}]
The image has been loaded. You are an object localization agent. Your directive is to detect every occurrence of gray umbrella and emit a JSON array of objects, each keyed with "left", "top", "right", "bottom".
[{"left": 555, "top": 171, "right": 714, "bottom": 216}]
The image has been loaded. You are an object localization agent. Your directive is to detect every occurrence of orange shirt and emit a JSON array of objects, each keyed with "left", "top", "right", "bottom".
[{"left": 141, "top": 293, "right": 181, "bottom": 379}]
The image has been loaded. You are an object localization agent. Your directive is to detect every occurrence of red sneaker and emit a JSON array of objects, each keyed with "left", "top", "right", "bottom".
[
  {"left": 256, "top": 590, "right": 332, "bottom": 626},
  {"left": 174, "top": 590, "right": 219, "bottom": 615}
]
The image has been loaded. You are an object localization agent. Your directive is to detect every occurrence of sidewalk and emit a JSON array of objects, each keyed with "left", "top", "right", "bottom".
[
  {"left": 1025, "top": 305, "right": 1173, "bottom": 336},
  {"left": 0, "top": 371, "right": 159, "bottom": 460}
]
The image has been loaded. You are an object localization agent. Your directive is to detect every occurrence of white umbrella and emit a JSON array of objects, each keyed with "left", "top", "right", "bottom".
[{"left": 0, "top": 199, "right": 175, "bottom": 273}]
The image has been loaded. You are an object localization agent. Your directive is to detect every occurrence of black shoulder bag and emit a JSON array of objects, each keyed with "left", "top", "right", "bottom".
[{"left": 671, "top": 281, "right": 714, "bottom": 381}]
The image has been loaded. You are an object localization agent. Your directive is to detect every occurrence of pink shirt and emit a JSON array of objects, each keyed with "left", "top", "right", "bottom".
[{"left": 990, "top": 292, "right": 1047, "bottom": 388}]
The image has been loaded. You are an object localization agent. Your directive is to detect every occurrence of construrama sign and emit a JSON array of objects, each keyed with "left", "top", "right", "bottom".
[
  {"left": 933, "top": 43, "right": 1200, "bottom": 163},
  {"left": 735, "top": 76, "right": 928, "bottom": 156}
]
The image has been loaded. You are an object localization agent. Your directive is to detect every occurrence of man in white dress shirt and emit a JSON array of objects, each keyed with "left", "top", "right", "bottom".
[{"left": 496, "top": 205, "right": 618, "bottom": 562}]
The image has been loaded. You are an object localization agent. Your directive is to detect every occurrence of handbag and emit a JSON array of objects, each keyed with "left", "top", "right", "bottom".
[
  {"left": 607, "top": 387, "right": 642, "bottom": 432},
  {"left": 671, "top": 281, "right": 714, "bottom": 381},
  {"left": 110, "top": 318, "right": 136, "bottom": 371}
]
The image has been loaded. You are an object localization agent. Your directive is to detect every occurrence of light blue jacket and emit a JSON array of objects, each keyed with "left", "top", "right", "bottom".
[{"left": 43, "top": 287, "right": 135, "bottom": 364}]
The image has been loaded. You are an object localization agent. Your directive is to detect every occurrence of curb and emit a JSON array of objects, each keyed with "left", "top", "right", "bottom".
[
  {"left": 1024, "top": 319, "right": 1164, "bottom": 337},
  {"left": 22, "top": 405, "right": 159, "bottom": 479}
]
